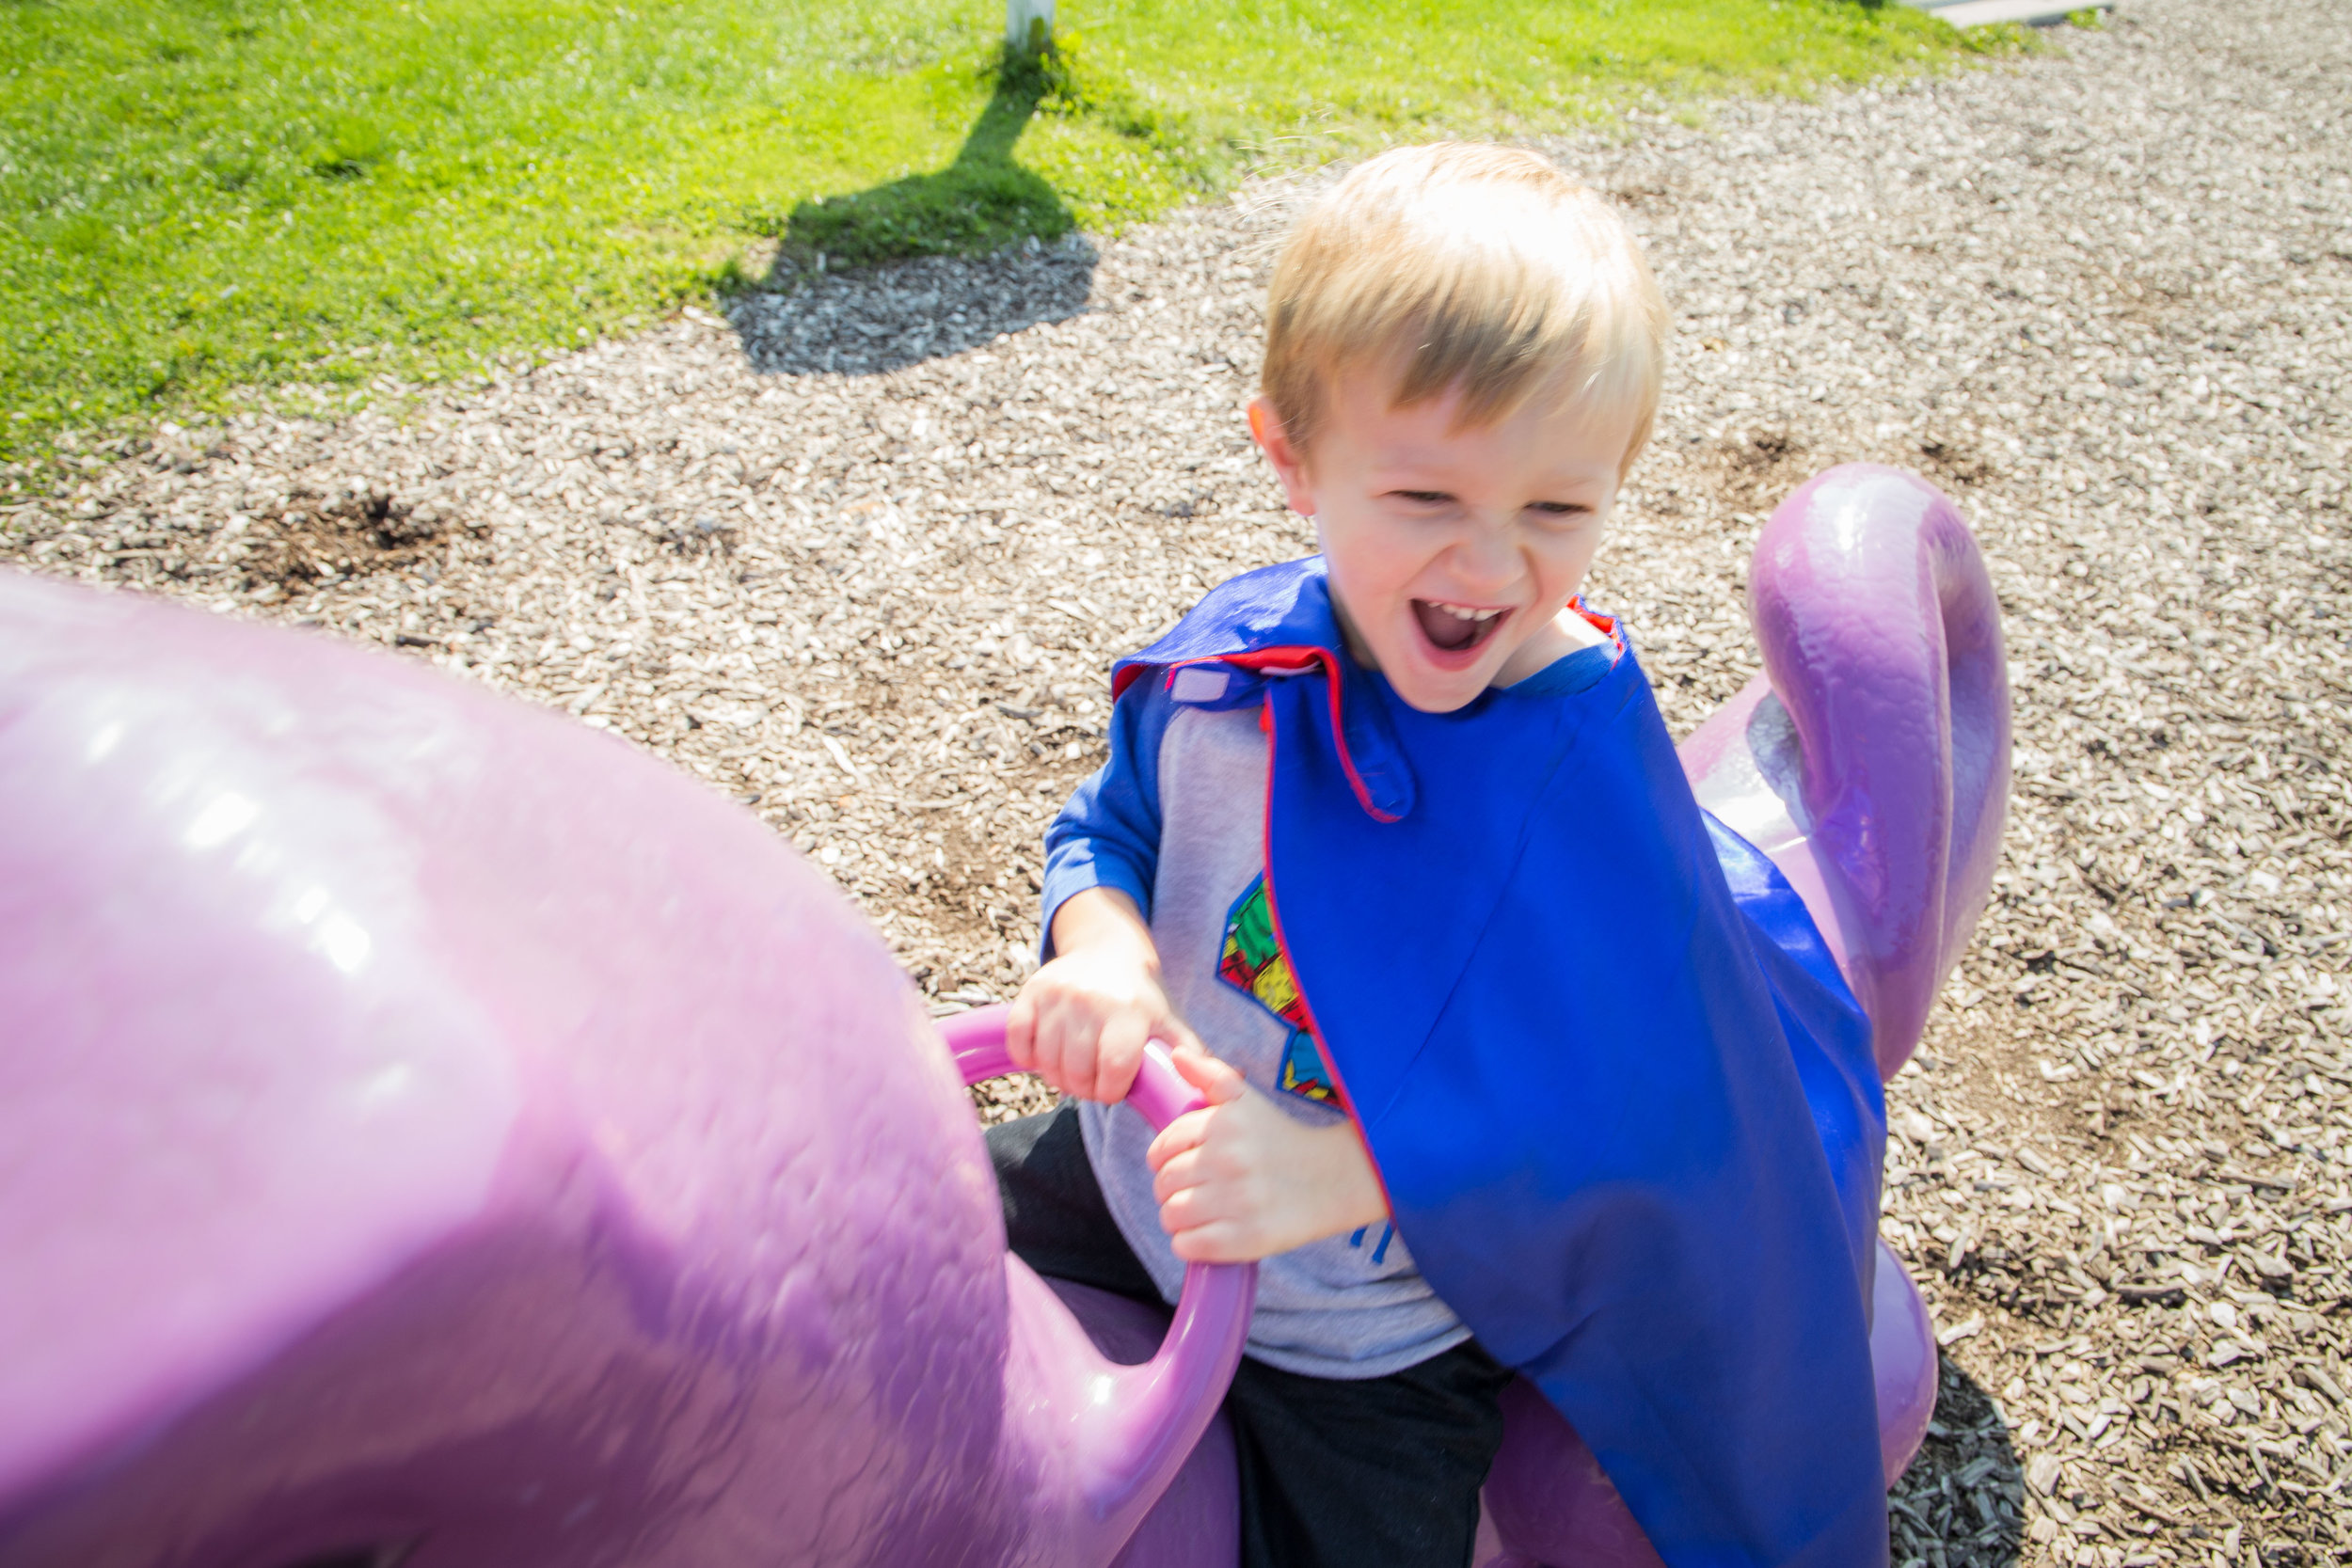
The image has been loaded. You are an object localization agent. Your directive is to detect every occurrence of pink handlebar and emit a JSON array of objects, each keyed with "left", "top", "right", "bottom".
[
  {"left": 937, "top": 1005, "right": 1257, "bottom": 1550},
  {"left": 939, "top": 1007, "right": 1202, "bottom": 1134}
]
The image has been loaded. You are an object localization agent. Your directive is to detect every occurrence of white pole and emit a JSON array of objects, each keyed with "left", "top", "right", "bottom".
[{"left": 1006, "top": 0, "right": 1055, "bottom": 56}]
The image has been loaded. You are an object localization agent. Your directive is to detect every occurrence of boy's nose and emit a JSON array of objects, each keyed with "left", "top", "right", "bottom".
[{"left": 1445, "top": 525, "right": 1522, "bottom": 594}]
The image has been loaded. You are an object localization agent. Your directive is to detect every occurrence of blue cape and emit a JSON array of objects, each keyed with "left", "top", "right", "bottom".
[{"left": 1114, "top": 560, "right": 1890, "bottom": 1568}]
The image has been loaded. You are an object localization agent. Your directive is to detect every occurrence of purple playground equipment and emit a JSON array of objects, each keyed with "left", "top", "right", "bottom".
[{"left": 0, "top": 464, "right": 2007, "bottom": 1568}]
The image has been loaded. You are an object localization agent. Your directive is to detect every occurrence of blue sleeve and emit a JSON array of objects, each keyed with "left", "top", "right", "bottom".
[{"left": 1039, "top": 676, "right": 1175, "bottom": 958}]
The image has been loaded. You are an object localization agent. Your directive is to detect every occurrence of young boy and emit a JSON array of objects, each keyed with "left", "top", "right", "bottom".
[{"left": 992, "top": 145, "right": 1889, "bottom": 1568}]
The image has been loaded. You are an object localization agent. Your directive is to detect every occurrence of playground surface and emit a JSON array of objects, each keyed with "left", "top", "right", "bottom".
[{"left": 4, "top": 0, "right": 2349, "bottom": 1560}]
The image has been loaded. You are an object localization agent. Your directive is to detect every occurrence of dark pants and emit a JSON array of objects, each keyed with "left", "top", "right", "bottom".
[{"left": 988, "top": 1105, "right": 1512, "bottom": 1568}]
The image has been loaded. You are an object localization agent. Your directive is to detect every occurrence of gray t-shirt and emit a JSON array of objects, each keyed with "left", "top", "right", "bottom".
[{"left": 1075, "top": 697, "right": 1471, "bottom": 1379}]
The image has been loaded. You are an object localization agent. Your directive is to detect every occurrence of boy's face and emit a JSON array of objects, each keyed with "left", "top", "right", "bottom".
[{"left": 1250, "top": 370, "right": 1631, "bottom": 714}]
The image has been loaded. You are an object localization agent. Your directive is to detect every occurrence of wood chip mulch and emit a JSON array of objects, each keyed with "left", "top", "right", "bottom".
[{"left": 5, "top": 0, "right": 2348, "bottom": 1560}]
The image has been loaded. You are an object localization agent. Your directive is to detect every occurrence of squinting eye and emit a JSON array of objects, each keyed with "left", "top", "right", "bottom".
[
  {"left": 1394, "top": 490, "right": 1453, "bottom": 506},
  {"left": 1530, "top": 503, "right": 1591, "bottom": 520}
]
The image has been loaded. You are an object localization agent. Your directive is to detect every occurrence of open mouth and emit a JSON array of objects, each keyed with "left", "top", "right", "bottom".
[{"left": 1411, "top": 598, "right": 1508, "bottom": 658}]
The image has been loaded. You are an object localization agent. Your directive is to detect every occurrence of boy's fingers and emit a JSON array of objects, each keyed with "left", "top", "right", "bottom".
[
  {"left": 1151, "top": 1146, "right": 1198, "bottom": 1206},
  {"left": 1169, "top": 1043, "right": 1248, "bottom": 1105},
  {"left": 1025, "top": 1004, "right": 1068, "bottom": 1094},
  {"left": 1003, "top": 991, "right": 1038, "bottom": 1070},
  {"left": 1157, "top": 1182, "right": 1217, "bottom": 1234},
  {"left": 1168, "top": 1219, "right": 1263, "bottom": 1265},
  {"left": 1092, "top": 1011, "right": 1150, "bottom": 1103},
  {"left": 1058, "top": 1022, "right": 1104, "bottom": 1103},
  {"left": 1146, "top": 1110, "right": 1210, "bottom": 1176},
  {"left": 1154, "top": 1135, "right": 1266, "bottom": 1213},
  {"left": 1158, "top": 1169, "right": 1250, "bottom": 1231},
  {"left": 1150, "top": 1134, "right": 1232, "bottom": 1206}
]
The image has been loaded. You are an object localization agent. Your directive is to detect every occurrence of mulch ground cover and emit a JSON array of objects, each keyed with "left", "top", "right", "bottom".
[{"left": 6, "top": 0, "right": 2348, "bottom": 1561}]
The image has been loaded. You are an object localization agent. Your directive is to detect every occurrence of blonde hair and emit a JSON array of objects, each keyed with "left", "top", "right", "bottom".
[{"left": 1262, "top": 143, "right": 1669, "bottom": 474}]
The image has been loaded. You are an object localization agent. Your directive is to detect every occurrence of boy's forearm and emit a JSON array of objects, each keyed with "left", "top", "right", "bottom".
[{"left": 1048, "top": 885, "right": 1160, "bottom": 971}]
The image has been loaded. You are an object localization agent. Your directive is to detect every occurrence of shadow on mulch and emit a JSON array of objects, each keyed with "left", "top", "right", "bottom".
[
  {"left": 726, "top": 59, "right": 1098, "bottom": 379},
  {"left": 1891, "top": 1351, "right": 2027, "bottom": 1568}
]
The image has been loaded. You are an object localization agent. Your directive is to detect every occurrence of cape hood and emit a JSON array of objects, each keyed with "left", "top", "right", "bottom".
[{"left": 1115, "top": 558, "right": 1890, "bottom": 1568}]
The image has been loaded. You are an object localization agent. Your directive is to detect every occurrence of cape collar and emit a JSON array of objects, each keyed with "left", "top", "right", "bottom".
[{"left": 1111, "top": 557, "right": 1623, "bottom": 827}]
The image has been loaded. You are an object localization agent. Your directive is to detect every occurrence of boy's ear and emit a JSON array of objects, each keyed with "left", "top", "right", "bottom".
[{"left": 1248, "top": 396, "right": 1319, "bottom": 520}]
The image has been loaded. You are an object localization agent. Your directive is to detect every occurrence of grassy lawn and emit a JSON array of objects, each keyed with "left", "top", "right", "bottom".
[{"left": 0, "top": 0, "right": 2012, "bottom": 466}]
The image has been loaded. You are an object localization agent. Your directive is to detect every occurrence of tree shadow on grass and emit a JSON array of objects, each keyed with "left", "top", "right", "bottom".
[
  {"left": 1889, "top": 1353, "right": 2027, "bottom": 1568},
  {"left": 729, "top": 60, "right": 1097, "bottom": 379}
]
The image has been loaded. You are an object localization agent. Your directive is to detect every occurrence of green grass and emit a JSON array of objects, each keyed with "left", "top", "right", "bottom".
[{"left": 0, "top": 0, "right": 2014, "bottom": 466}]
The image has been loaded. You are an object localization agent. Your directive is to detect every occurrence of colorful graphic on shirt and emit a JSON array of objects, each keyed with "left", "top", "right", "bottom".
[{"left": 1217, "top": 874, "right": 1340, "bottom": 1106}]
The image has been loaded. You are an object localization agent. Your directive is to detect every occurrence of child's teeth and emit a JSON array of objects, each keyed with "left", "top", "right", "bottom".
[{"left": 1435, "top": 603, "right": 1500, "bottom": 623}]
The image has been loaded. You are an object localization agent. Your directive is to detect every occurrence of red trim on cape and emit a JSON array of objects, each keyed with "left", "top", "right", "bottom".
[
  {"left": 1253, "top": 696, "right": 1399, "bottom": 1221},
  {"left": 1114, "top": 646, "right": 1403, "bottom": 826}
]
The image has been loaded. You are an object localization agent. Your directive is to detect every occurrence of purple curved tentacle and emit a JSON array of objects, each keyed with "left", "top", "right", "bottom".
[
  {"left": 940, "top": 1006, "right": 1256, "bottom": 1565},
  {"left": 1748, "top": 464, "right": 2010, "bottom": 1075},
  {"left": 1684, "top": 464, "right": 2010, "bottom": 1076}
]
